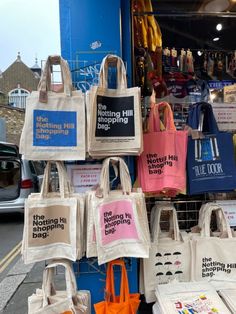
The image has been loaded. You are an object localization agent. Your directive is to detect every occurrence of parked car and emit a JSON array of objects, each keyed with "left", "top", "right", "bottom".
[{"left": 0, "top": 142, "right": 45, "bottom": 214}]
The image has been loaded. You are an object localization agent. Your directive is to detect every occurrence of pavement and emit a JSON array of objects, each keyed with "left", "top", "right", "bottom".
[{"left": 0, "top": 259, "right": 66, "bottom": 314}]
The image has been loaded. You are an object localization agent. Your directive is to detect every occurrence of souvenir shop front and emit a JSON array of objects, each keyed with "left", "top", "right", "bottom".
[{"left": 22, "top": 0, "right": 236, "bottom": 313}]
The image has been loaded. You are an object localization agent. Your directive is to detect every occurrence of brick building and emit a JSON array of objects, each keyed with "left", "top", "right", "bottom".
[
  {"left": 0, "top": 53, "right": 41, "bottom": 108},
  {"left": 0, "top": 53, "right": 41, "bottom": 144}
]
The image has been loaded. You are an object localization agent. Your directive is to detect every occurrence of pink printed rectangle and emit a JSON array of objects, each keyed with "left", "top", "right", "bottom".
[{"left": 99, "top": 199, "right": 139, "bottom": 246}]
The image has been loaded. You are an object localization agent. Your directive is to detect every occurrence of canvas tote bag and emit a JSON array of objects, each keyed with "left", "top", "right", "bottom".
[
  {"left": 86, "top": 157, "right": 150, "bottom": 265},
  {"left": 187, "top": 102, "right": 236, "bottom": 194},
  {"left": 94, "top": 259, "right": 140, "bottom": 314},
  {"left": 53, "top": 161, "right": 86, "bottom": 260},
  {"left": 87, "top": 54, "right": 143, "bottom": 157},
  {"left": 138, "top": 100, "right": 188, "bottom": 196},
  {"left": 22, "top": 161, "right": 79, "bottom": 263},
  {"left": 191, "top": 203, "right": 236, "bottom": 290},
  {"left": 28, "top": 260, "right": 91, "bottom": 314},
  {"left": 142, "top": 203, "right": 191, "bottom": 303},
  {"left": 155, "top": 281, "right": 231, "bottom": 314},
  {"left": 19, "top": 55, "right": 86, "bottom": 161}
]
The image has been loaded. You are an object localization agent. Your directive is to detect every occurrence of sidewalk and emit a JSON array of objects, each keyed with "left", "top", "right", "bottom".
[{"left": 0, "top": 259, "right": 65, "bottom": 314}]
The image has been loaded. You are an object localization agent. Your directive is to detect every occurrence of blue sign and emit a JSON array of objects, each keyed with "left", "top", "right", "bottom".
[
  {"left": 33, "top": 110, "right": 77, "bottom": 146},
  {"left": 208, "top": 80, "right": 235, "bottom": 89}
]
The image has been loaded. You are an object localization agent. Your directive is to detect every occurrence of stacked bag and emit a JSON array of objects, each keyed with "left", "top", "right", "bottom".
[
  {"left": 138, "top": 93, "right": 188, "bottom": 197},
  {"left": 86, "top": 54, "right": 143, "bottom": 157},
  {"left": 86, "top": 157, "right": 150, "bottom": 265}
]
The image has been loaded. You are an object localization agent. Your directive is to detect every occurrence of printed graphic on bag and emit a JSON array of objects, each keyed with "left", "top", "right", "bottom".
[
  {"left": 172, "top": 294, "right": 220, "bottom": 314},
  {"left": 95, "top": 95, "right": 135, "bottom": 137},
  {"left": 201, "top": 257, "right": 236, "bottom": 279},
  {"left": 155, "top": 251, "right": 184, "bottom": 284},
  {"left": 146, "top": 153, "right": 179, "bottom": 176},
  {"left": 33, "top": 109, "right": 77, "bottom": 146},
  {"left": 28, "top": 205, "right": 70, "bottom": 246},
  {"left": 99, "top": 200, "right": 139, "bottom": 245},
  {"left": 194, "top": 136, "right": 220, "bottom": 162}
]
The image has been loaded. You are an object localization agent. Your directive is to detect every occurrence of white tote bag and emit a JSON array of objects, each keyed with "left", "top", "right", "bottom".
[
  {"left": 191, "top": 203, "right": 236, "bottom": 290},
  {"left": 218, "top": 289, "right": 236, "bottom": 313},
  {"left": 86, "top": 54, "right": 143, "bottom": 157},
  {"left": 86, "top": 157, "right": 150, "bottom": 265},
  {"left": 22, "top": 162, "right": 80, "bottom": 264},
  {"left": 19, "top": 55, "right": 86, "bottom": 161},
  {"left": 155, "top": 281, "right": 231, "bottom": 314},
  {"left": 28, "top": 260, "right": 91, "bottom": 314},
  {"left": 142, "top": 203, "right": 191, "bottom": 303}
]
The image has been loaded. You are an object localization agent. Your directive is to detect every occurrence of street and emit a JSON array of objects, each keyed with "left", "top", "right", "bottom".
[{"left": 0, "top": 213, "right": 24, "bottom": 282}]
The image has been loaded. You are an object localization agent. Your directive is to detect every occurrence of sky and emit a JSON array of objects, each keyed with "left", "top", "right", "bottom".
[{"left": 0, "top": 0, "right": 61, "bottom": 72}]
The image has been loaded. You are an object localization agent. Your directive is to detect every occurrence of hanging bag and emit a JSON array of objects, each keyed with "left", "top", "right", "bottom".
[
  {"left": 28, "top": 260, "right": 91, "bottom": 314},
  {"left": 138, "top": 99, "right": 188, "bottom": 195},
  {"left": 94, "top": 259, "right": 140, "bottom": 314},
  {"left": 191, "top": 203, "right": 236, "bottom": 289},
  {"left": 19, "top": 55, "right": 86, "bottom": 161},
  {"left": 141, "top": 203, "right": 191, "bottom": 303},
  {"left": 86, "top": 157, "right": 150, "bottom": 265},
  {"left": 87, "top": 54, "right": 143, "bottom": 157},
  {"left": 186, "top": 102, "right": 236, "bottom": 194},
  {"left": 22, "top": 161, "right": 80, "bottom": 263}
]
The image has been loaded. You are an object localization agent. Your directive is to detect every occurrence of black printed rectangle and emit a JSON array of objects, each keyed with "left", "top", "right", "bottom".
[{"left": 95, "top": 95, "right": 135, "bottom": 137}]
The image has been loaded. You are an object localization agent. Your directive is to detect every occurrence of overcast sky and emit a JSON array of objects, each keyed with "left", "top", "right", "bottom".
[{"left": 0, "top": 0, "right": 61, "bottom": 72}]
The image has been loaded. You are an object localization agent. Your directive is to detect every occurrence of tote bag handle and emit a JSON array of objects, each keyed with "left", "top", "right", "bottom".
[
  {"left": 152, "top": 203, "right": 181, "bottom": 242},
  {"left": 42, "top": 260, "right": 78, "bottom": 307},
  {"left": 40, "top": 161, "right": 71, "bottom": 199},
  {"left": 105, "top": 259, "right": 131, "bottom": 305},
  {"left": 99, "top": 54, "right": 127, "bottom": 90},
  {"left": 148, "top": 102, "right": 176, "bottom": 132},
  {"left": 187, "top": 102, "right": 219, "bottom": 134},
  {"left": 38, "top": 55, "right": 73, "bottom": 103},
  {"left": 99, "top": 157, "right": 132, "bottom": 196},
  {"left": 201, "top": 203, "right": 233, "bottom": 238},
  {"left": 193, "top": 202, "right": 228, "bottom": 234}
]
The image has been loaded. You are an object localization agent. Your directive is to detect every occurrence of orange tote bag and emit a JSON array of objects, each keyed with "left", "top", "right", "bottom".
[{"left": 94, "top": 259, "right": 140, "bottom": 314}]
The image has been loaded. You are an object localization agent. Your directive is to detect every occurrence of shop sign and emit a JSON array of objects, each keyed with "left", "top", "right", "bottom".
[
  {"left": 208, "top": 80, "right": 235, "bottom": 89},
  {"left": 211, "top": 102, "right": 236, "bottom": 131},
  {"left": 216, "top": 200, "right": 236, "bottom": 227},
  {"left": 66, "top": 163, "right": 102, "bottom": 193}
]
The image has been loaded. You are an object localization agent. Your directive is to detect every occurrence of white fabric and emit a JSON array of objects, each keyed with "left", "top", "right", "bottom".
[
  {"left": 155, "top": 281, "right": 231, "bottom": 314},
  {"left": 191, "top": 202, "right": 236, "bottom": 290},
  {"left": 86, "top": 157, "right": 150, "bottom": 265},
  {"left": 86, "top": 54, "right": 143, "bottom": 157},
  {"left": 20, "top": 55, "right": 86, "bottom": 161},
  {"left": 142, "top": 203, "right": 191, "bottom": 303},
  {"left": 22, "top": 161, "right": 85, "bottom": 263},
  {"left": 218, "top": 289, "right": 236, "bottom": 313},
  {"left": 28, "top": 260, "right": 91, "bottom": 314}
]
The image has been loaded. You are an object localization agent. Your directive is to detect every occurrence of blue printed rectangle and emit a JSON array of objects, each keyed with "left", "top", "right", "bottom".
[{"left": 33, "top": 110, "right": 77, "bottom": 147}]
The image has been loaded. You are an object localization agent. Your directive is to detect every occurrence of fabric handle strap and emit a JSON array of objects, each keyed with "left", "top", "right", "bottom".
[
  {"left": 38, "top": 55, "right": 73, "bottom": 103},
  {"left": 148, "top": 102, "right": 176, "bottom": 132},
  {"left": 99, "top": 157, "right": 132, "bottom": 196},
  {"left": 99, "top": 54, "right": 127, "bottom": 89},
  {"left": 42, "top": 260, "right": 78, "bottom": 307},
  {"left": 153, "top": 204, "right": 181, "bottom": 242}
]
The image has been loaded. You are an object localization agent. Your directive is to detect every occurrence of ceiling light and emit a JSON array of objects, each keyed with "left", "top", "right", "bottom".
[
  {"left": 203, "top": 0, "right": 230, "bottom": 12},
  {"left": 213, "top": 37, "right": 220, "bottom": 41},
  {"left": 216, "top": 23, "right": 222, "bottom": 31},
  {"left": 197, "top": 51, "right": 203, "bottom": 56}
]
